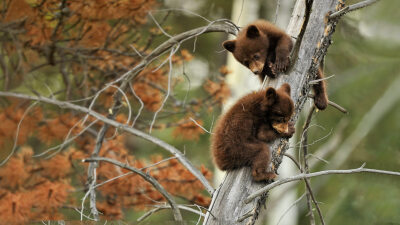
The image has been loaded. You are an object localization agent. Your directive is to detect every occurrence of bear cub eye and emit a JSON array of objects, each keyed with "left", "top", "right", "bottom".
[
  {"left": 243, "top": 60, "right": 250, "bottom": 67},
  {"left": 253, "top": 54, "right": 260, "bottom": 60}
]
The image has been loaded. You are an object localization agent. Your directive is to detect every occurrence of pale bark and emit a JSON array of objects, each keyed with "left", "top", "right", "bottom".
[{"left": 204, "top": 1, "right": 339, "bottom": 224}]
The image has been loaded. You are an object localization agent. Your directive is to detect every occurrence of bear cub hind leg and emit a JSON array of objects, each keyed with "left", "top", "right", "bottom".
[
  {"left": 313, "top": 67, "right": 329, "bottom": 110},
  {"left": 249, "top": 142, "right": 276, "bottom": 181}
]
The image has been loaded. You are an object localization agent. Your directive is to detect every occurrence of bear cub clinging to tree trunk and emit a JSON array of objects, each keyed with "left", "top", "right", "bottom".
[
  {"left": 222, "top": 20, "right": 293, "bottom": 80},
  {"left": 223, "top": 20, "right": 329, "bottom": 110},
  {"left": 211, "top": 83, "right": 295, "bottom": 181}
]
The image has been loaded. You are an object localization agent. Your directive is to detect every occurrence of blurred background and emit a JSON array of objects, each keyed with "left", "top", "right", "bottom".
[{"left": 0, "top": 0, "right": 399, "bottom": 224}]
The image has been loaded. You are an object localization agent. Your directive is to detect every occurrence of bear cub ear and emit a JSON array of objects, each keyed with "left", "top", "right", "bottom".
[
  {"left": 280, "top": 83, "right": 291, "bottom": 95},
  {"left": 222, "top": 40, "right": 236, "bottom": 52},
  {"left": 266, "top": 87, "right": 277, "bottom": 105},
  {"left": 246, "top": 25, "right": 260, "bottom": 39}
]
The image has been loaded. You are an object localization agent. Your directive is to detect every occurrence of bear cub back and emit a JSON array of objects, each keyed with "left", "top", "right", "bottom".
[{"left": 211, "top": 83, "right": 295, "bottom": 181}]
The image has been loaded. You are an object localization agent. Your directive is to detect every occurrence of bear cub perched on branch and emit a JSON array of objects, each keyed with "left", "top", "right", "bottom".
[
  {"left": 223, "top": 20, "right": 328, "bottom": 110},
  {"left": 211, "top": 83, "right": 295, "bottom": 181}
]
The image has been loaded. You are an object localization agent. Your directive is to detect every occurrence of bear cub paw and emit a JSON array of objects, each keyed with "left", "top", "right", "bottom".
[
  {"left": 282, "top": 121, "right": 296, "bottom": 138},
  {"left": 273, "top": 56, "right": 290, "bottom": 73},
  {"left": 252, "top": 166, "right": 277, "bottom": 181},
  {"left": 314, "top": 93, "right": 328, "bottom": 110}
]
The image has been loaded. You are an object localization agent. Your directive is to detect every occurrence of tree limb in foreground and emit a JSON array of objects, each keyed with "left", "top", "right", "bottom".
[{"left": 246, "top": 163, "right": 400, "bottom": 203}]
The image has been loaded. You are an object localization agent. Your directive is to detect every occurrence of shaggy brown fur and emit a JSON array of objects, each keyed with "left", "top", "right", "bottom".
[
  {"left": 211, "top": 83, "right": 295, "bottom": 181},
  {"left": 222, "top": 20, "right": 293, "bottom": 80},
  {"left": 223, "top": 19, "right": 328, "bottom": 110},
  {"left": 313, "top": 67, "right": 328, "bottom": 110}
]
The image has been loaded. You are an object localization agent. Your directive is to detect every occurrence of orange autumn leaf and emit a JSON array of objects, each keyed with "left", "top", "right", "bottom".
[
  {"left": 97, "top": 201, "right": 123, "bottom": 220},
  {"left": 0, "top": 105, "right": 42, "bottom": 147},
  {"left": 80, "top": 22, "right": 112, "bottom": 47},
  {"left": 204, "top": 79, "right": 231, "bottom": 103},
  {"left": 181, "top": 49, "right": 194, "bottom": 61},
  {"left": 4, "top": 0, "right": 34, "bottom": 22},
  {"left": 38, "top": 113, "right": 81, "bottom": 144},
  {"left": 0, "top": 157, "right": 29, "bottom": 189},
  {"left": 40, "top": 154, "right": 71, "bottom": 179},
  {"left": 133, "top": 82, "right": 163, "bottom": 112},
  {"left": 0, "top": 192, "right": 33, "bottom": 224},
  {"left": 32, "top": 181, "right": 73, "bottom": 210},
  {"left": 219, "top": 65, "right": 232, "bottom": 76}
]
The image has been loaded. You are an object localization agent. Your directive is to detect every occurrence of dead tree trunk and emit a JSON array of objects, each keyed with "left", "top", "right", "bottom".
[{"left": 204, "top": 0, "right": 340, "bottom": 224}]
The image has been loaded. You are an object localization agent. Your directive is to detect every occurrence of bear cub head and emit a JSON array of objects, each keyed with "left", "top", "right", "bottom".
[
  {"left": 223, "top": 24, "right": 269, "bottom": 77},
  {"left": 263, "top": 83, "right": 294, "bottom": 134}
]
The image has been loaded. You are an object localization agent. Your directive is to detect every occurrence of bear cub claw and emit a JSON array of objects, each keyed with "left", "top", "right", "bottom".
[
  {"left": 269, "top": 57, "right": 290, "bottom": 77},
  {"left": 275, "top": 56, "right": 290, "bottom": 73}
]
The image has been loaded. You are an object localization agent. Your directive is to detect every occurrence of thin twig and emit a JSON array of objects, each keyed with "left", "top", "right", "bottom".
[
  {"left": 137, "top": 204, "right": 205, "bottom": 222},
  {"left": 283, "top": 153, "right": 325, "bottom": 225},
  {"left": 148, "top": 12, "right": 172, "bottom": 38},
  {"left": 34, "top": 119, "right": 99, "bottom": 158},
  {"left": 308, "top": 94, "right": 347, "bottom": 114},
  {"left": 237, "top": 207, "right": 256, "bottom": 222},
  {"left": 308, "top": 74, "right": 335, "bottom": 84},
  {"left": 189, "top": 117, "right": 213, "bottom": 134},
  {"left": 237, "top": 0, "right": 245, "bottom": 23},
  {"left": 302, "top": 106, "right": 316, "bottom": 225},
  {"left": 274, "top": 0, "right": 281, "bottom": 24},
  {"left": 129, "top": 82, "right": 144, "bottom": 127},
  {"left": 0, "top": 102, "right": 38, "bottom": 166},
  {"left": 84, "top": 157, "right": 183, "bottom": 223},
  {"left": 151, "top": 8, "right": 211, "bottom": 23},
  {"left": 277, "top": 193, "right": 306, "bottom": 225},
  {"left": 329, "top": 0, "right": 380, "bottom": 19},
  {"left": 149, "top": 45, "right": 178, "bottom": 133},
  {"left": 328, "top": 100, "right": 348, "bottom": 114},
  {"left": 130, "top": 44, "right": 143, "bottom": 58},
  {"left": 246, "top": 163, "right": 400, "bottom": 203}
]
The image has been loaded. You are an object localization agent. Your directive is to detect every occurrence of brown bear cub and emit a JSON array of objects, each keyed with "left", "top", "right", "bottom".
[
  {"left": 211, "top": 83, "right": 295, "bottom": 181},
  {"left": 223, "top": 20, "right": 328, "bottom": 110},
  {"left": 222, "top": 20, "right": 293, "bottom": 80}
]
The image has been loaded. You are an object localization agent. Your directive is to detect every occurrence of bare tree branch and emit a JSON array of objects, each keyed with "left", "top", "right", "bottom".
[
  {"left": 137, "top": 204, "right": 206, "bottom": 222},
  {"left": 246, "top": 164, "right": 400, "bottom": 203},
  {"left": 329, "top": 0, "right": 381, "bottom": 19},
  {"left": 328, "top": 100, "right": 348, "bottom": 114},
  {"left": 0, "top": 91, "right": 215, "bottom": 194},
  {"left": 83, "top": 156, "right": 183, "bottom": 223}
]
